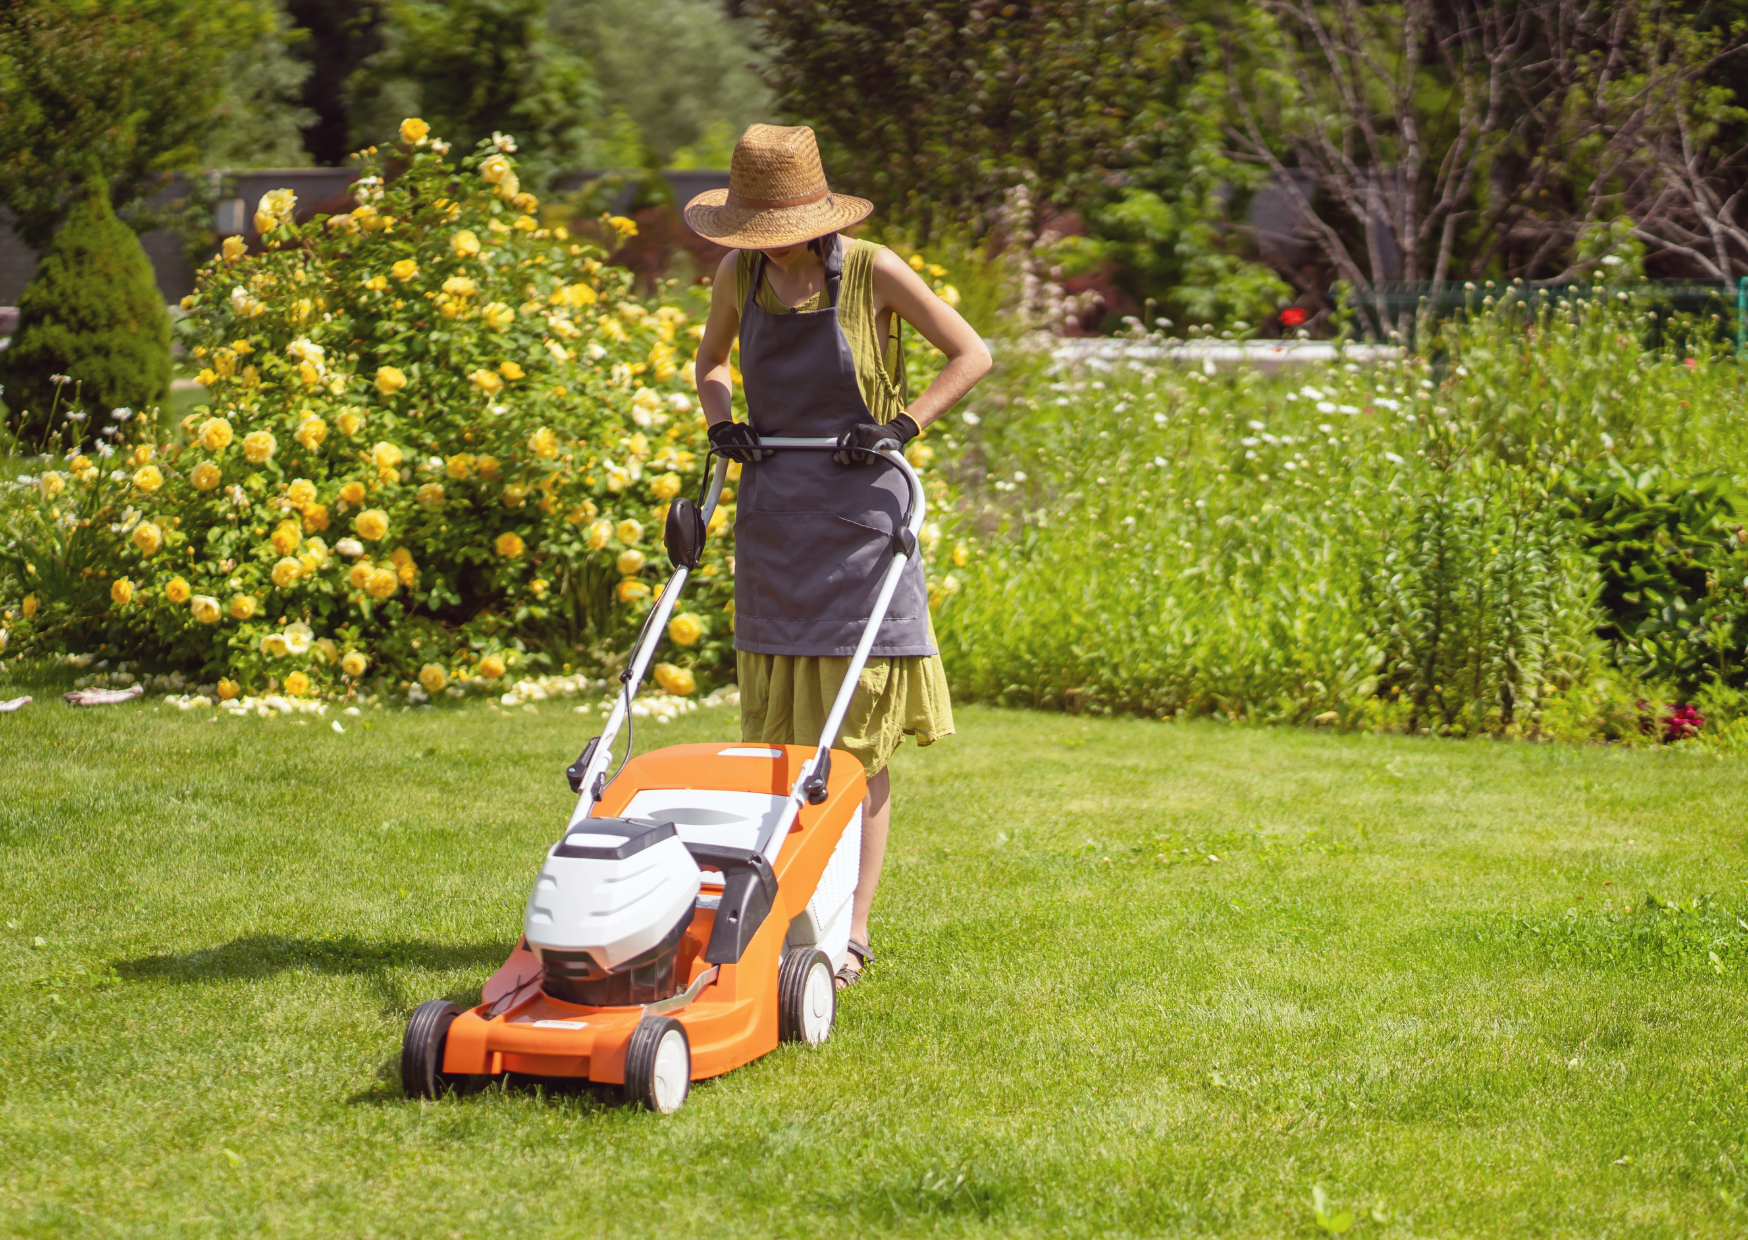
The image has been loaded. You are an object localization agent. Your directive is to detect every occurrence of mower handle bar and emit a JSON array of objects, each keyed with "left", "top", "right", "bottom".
[{"left": 567, "top": 435, "right": 929, "bottom": 858}]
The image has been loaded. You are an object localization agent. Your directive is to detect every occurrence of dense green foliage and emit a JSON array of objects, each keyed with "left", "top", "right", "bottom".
[
  {"left": 1567, "top": 468, "right": 1748, "bottom": 692},
  {"left": 6, "top": 694, "right": 1748, "bottom": 1235},
  {"left": 929, "top": 291, "right": 1748, "bottom": 735},
  {"left": 0, "top": 179, "right": 171, "bottom": 441},
  {"left": 0, "top": 0, "right": 306, "bottom": 251}
]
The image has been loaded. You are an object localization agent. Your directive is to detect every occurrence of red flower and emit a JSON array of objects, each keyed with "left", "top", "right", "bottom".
[
  {"left": 1279, "top": 307, "right": 1308, "bottom": 327},
  {"left": 1663, "top": 704, "right": 1705, "bottom": 742}
]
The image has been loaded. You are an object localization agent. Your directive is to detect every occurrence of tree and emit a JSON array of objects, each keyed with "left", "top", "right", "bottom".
[
  {"left": 0, "top": 178, "right": 171, "bottom": 441},
  {"left": 351, "top": 0, "right": 602, "bottom": 187},
  {"left": 547, "top": 0, "right": 770, "bottom": 167},
  {"left": 284, "top": 0, "right": 389, "bottom": 166},
  {"left": 0, "top": 0, "right": 303, "bottom": 253},
  {"left": 1217, "top": 0, "right": 1748, "bottom": 333}
]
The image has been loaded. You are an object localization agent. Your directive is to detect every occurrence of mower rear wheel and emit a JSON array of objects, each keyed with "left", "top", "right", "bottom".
[
  {"left": 401, "top": 999, "right": 463, "bottom": 1099},
  {"left": 624, "top": 1016, "right": 690, "bottom": 1114},
  {"left": 778, "top": 948, "right": 836, "bottom": 1045}
]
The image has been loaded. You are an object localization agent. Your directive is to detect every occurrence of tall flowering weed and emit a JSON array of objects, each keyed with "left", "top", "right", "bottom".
[{"left": 1, "top": 124, "right": 734, "bottom": 694}]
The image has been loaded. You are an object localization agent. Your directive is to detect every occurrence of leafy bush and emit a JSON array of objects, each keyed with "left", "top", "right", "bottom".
[
  {"left": 0, "top": 177, "right": 171, "bottom": 443},
  {"left": 1566, "top": 467, "right": 1748, "bottom": 693},
  {"left": 0, "top": 123, "right": 735, "bottom": 699}
]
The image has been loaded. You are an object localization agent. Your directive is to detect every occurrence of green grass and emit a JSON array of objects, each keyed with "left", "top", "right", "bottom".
[{"left": 4, "top": 677, "right": 1748, "bottom": 1238}]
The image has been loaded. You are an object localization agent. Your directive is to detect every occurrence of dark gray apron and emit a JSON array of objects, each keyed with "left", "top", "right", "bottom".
[{"left": 733, "top": 236, "right": 934, "bottom": 658}]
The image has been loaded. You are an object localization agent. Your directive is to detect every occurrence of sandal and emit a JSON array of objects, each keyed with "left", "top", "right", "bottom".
[{"left": 835, "top": 938, "right": 874, "bottom": 990}]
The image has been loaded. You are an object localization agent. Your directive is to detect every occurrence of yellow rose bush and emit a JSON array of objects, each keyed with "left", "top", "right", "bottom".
[{"left": 0, "top": 123, "right": 734, "bottom": 698}]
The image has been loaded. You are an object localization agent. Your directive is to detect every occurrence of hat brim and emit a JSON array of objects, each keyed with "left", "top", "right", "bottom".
[{"left": 683, "top": 188, "right": 874, "bottom": 249}]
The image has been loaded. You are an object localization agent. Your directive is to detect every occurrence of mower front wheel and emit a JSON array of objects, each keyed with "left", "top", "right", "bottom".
[
  {"left": 778, "top": 948, "right": 836, "bottom": 1045},
  {"left": 401, "top": 999, "right": 462, "bottom": 1099},
  {"left": 624, "top": 1016, "right": 690, "bottom": 1114}
]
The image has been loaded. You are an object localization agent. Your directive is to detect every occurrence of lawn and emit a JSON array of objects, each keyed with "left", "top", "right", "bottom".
[{"left": 3, "top": 677, "right": 1747, "bottom": 1238}]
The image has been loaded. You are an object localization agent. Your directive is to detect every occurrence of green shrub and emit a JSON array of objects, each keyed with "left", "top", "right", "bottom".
[
  {"left": 0, "top": 125, "right": 744, "bottom": 699},
  {"left": 0, "top": 177, "right": 171, "bottom": 443}
]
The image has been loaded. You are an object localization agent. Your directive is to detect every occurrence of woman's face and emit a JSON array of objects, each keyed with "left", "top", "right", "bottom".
[{"left": 759, "top": 238, "right": 823, "bottom": 268}]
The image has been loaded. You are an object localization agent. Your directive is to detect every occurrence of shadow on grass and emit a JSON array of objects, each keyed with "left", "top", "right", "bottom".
[{"left": 115, "top": 934, "right": 511, "bottom": 984}]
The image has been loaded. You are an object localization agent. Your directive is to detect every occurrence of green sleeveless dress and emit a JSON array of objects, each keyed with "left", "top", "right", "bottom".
[{"left": 733, "top": 238, "right": 954, "bottom": 777}]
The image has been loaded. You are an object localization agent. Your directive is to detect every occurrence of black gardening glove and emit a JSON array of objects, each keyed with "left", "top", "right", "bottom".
[
  {"left": 834, "top": 414, "right": 919, "bottom": 465},
  {"left": 708, "top": 419, "right": 766, "bottom": 463}
]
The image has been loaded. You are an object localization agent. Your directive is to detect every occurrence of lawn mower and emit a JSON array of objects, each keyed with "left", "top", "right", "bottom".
[{"left": 401, "top": 435, "right": 926, "bottom": 1113}]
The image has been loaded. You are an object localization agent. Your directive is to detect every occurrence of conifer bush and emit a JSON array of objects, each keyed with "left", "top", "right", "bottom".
[
  {"left": 0, "top": 124, "right": 741, "bottom": 698},
  {"left": 0, "top": 177, "right": 171, "bottom": 443}
]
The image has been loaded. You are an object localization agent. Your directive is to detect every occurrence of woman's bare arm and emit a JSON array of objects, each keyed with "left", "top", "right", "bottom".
[
  {"left": 870, "top": 247, "right": 992, "bottom": 430},
  {"left": 695, "top": 251, "right": 742, "bottom": 427}
]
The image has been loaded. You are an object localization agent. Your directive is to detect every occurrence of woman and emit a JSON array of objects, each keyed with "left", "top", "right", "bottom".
[{"left": 687, "top": 124, "right": 991, "bottom": 987}]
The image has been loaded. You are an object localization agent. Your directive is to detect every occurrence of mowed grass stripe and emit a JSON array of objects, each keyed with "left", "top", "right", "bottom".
[{"left": 2, "top": 687, "right": 1746, "bottom": 1237}]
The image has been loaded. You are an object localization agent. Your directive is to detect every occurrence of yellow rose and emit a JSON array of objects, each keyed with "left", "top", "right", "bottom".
[
  {"left": 668, "top": 612, "right": 703, "bottom": 646},
  {"left": 132, "top": 522, "right": 163, "bottom": 556},
  {"left": 69, "top": 455, "right": 90, "bottom": 471},
  {"left": 294, "top": 417, "right": 327, "bottom": 451},
  {"left": 502, "top": 484, "right": 527, "bottom": 508},
  {"left": 229, "top": 595, "right": 256, "bottom": 621},
  {"left": 222, "top": 235, "right": 247, "bottom": 261},
  {"left": 476, "top": 455, "right": 501, "bottom": 480},
  {"left": 451, "top": 229, "right": 481, "bottom": 258},
  {"left": 191, "top": 462, "right": 221, "bottom": 491},
  {"left": 499, "top": 360, "right": 525, "bottom": 380},
  {"left": 441, "top": 275, "right": 476, "bottom": 298},
  {"left": 607, "top": 215, "right": 638, "bottom": 239},
  {"left": 165, "top": 576, "right": 191, "bottom": 604},
  {"left": 261, "top": 633, "right": 289, "bottom": 658},
  {"left": 199, "top": 417, "right": 234, "bottom": 452},
  {"left": 480, "top": 153, "right": 513, "bottom": 185},
  {"left": 314, "top": 638, "right": 338, "bottom": 665},
  {"left": 651, "top": 472, "right": 682, "bottom": 501},
  {"left": 415, "top": 663, "right": 446, "bottom": 694},
  {"left": 616, "top": 519, "right": 644, "bottom": 545},
  {"left": 216, "top": 677, "right": 240, "bottom": 700},
  {"left": 953, "top": 542, "right": 970, "bottom": 567},
  {"left": 286, "top": 479, "right": 317, "bottom": 508},
  {"left": 481, "top": 302, "right": 514, "bottom": 331},
  {"left": 616, "top": 549, "right": 647, "bottom": 576},
  {"left": 478, "top": 654, "right": 506, "bottom": 679},
  {"left": 365, "top": 568, "right": 399, "bottom": 600},
  {"left": 653, "top": 663, "right": 696, "bottom": 696},
  {"left": 616, "top": 579, "right": 650, "bottom": 603},
  {"left": 271, "top": 521, "right": 301, "bottom": 555},
  {"left": 339, "top": 481, "right": 366, "bottom": 506},
  {"left": 390, "top": 546, "right": 418, "bottom": 586},
  {"left": 272, "top": 557, "right": 302, "bottom": 589},
  {"left": 375, "top": 367, "right": 407, "bottom": 396},
  {"left": 303, "top": 504, "right": 330, "bottom": 532},
  {"left": 469, "top": 368, "right": 504, "bottom": 395},
  {"left": 446, "top": 453, "right": 474, "bottom": 480},
  {"left": 191, "top": 595, "right": 222, "bottom": 624},
  {"left": 39, "top": 472, "right": 64, "bottom": 498},
  {"left": 417, "top": 482, "right": 445, "bottom": 508},
  {"left": 354, "top": 509, "right": 389, "bottom": 541},
  {"left": 391, "top": 259, "right": 419, "bottom": 281},
  {"left": 399, "top": 116, "right": 430, "bottom": 144},
  {"left": 527, "top": 427, "right": 558, "bottom": 458},
  {"left": 284, "top": 670, "right": 311, "bottom": 697},
  {"left": 347, "top": 560, "right": 374, "bottom": 590},
  {"left": 22, "top": 594, "right": 37, "bottom": 618},
  {"left": 342, "top": 650, "right": 368, "bottom": 677},
  {"left": 372, "top": 442, "right": 402, "bottom": 470},
  {"left": 133, "top": 464, "right": 163, "bottom": 492},
  {"left": 586, "top": 519, "right": 613, "bottom": 550},
  {"left": 495, "top": 531, "right": 525, "bottom": 558},
  {"left": 243, "top": 431, "right": 276, "bottom": 464},
  {"left": 338, "top": 409, "right": 365, "bottom": 435},
  {"left": 110, "top": 578, "right": 134, "bottom": 606}
]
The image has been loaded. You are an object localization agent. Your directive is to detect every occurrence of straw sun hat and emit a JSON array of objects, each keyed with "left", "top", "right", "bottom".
[{"left": 683, "top": 124, "right": 873, "bottom": 250}]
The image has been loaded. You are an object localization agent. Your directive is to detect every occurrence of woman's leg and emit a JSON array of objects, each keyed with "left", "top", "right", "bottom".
[{"left": 850, "top": 766, "right": 890, "bottom": 949}]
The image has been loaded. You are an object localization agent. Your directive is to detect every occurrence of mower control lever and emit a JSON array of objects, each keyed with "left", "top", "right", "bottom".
[
  {"left": 803, "top": 749, "right": 831, "bottom": 805},
  {"left": 688, "top": 843, "right": 779, "bottom": 964},
  {"left": 566, "top": 737, "right": 601, "bottom": 793}
]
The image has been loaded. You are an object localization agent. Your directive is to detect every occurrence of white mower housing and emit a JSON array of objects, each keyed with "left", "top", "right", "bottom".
[{"left": 523, "top": 817, "right": 702, "bottom": 971}]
